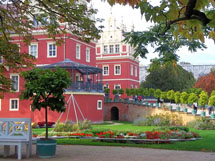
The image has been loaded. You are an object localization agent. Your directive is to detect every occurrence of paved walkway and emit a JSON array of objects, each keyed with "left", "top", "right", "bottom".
[{"left": 1, "top": 145, "right": 215, "bottom": 161}]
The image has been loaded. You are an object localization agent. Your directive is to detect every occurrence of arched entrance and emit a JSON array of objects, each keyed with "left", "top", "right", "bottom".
[{"left": 111, "top": 107, "right": 119, "bottom": 121}]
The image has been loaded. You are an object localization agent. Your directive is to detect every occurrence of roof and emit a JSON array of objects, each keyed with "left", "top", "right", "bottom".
[{"left": 39, "top": 59, "right": 102, "bottom": 75}]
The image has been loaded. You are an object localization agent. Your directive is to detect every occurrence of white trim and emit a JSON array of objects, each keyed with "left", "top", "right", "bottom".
[
  {"left": 76, "top": 44, "right": 81, "bottom": 59},
  {"left": 86, "top": 47, "right": 90, "bottom": 62},
  {"left": 29, "top": 43, "right": 38, "bottom": 58},
  {"left": 97, "top": 100, "right": 102, "bottom": 110},
  {"left": 9, "top": 98, "right": 19, "bottom": 111},
  {"left": 10, "top": 74, "right": 19, "bottom": 92},
  {"left": 131, "top": 64, "right": 133, "bottom": 76},
  {"left": 103, "top": 65, "right": 109, "bottom": 76},
  {"left": 96, "top": 60, "right": 139, "bottom": 64},
  {"left": 114, "top": 64, "right": 121, "bottom": 75},
  {"left": 135, "top": 65, "right": 138, "bottom": 77},
  {"left": 65, "top": 91, "right": 104, "bottom": 95},
  {"left": 102, "top": 78, "right": 140, "bottom": 83},
  {"left": 47, "top": 42, "right": 57, "bottom": 58}
]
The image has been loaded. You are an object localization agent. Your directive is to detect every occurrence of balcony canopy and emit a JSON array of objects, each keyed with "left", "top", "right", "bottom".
[{"left": 40, "top": 59, "right": 102, "bottom": 75}]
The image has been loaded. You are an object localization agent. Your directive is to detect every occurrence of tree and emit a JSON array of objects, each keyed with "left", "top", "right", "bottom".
[
  {"left": 118, "top": 88, "right": 124, "bottom": 95},
  {"left": 187, "top": 93, "right": 198, "bottom": 104},
  {"left": 198, "top": 91, "right": 208, "bottom": 107},
  {"left": 142, "top": 61, "right": 195, "bottom": 91},
  {"left": 167, "top": 90, "right": 175, "bottom": 103},
  {"left": 160, "top": 91, "right": 167, "bottom": 101},
  {"left": 211, "top": 90, "right": 215, "bottom": 96},
  {"left": 154, "top": 89, "right": 161, "bottom": 99},
  {"left": 20, "top": 68, "right": 72, "bottom": 139},
  {"left": 125, "top": 88, "right": 131, "bottom": 97},
  {"left": 186, "top": 88, "right": 203, "bottom": 95},
  {"left": 0, "top": 0, "right": 101, "bottom": 94},
  {"left": 174, "top": 91, "right": 181, "bottom": 105},
  {"left": 180, "top": 92, "right": 189, "bottom": 105},
  {"left": 194, "top": 71, "right": 215, "bottom": 95}
]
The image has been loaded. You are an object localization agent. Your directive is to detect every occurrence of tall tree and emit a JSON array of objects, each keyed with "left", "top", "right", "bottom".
[
  {"left": 0, "top": 0, "right": 101, "bottom": 94},
  {"left": 194, "top": 70, "right": 215, "bottom": 95},
  {"left": 142, "top": 61, "right": 195, "bottom": 91}
]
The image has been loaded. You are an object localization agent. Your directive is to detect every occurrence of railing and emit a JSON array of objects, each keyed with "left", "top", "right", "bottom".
[{"left": 66, "top": 82, "right": 103, "bottom": 93}]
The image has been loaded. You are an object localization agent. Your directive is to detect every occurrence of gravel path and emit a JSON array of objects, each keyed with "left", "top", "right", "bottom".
[{"left": 0, "top": 145, "right": 215, "bottom": 161}]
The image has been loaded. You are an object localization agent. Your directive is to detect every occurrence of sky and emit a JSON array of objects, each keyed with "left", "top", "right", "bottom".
[{"left": 92, "top": 1, "right": 215, "bottom": 66}]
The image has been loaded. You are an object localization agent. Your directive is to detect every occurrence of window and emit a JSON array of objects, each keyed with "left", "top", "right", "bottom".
[
  {"left": 131, "top": 64, "right": 133, "bottom": 76},
  {"left": 109, "top": 45, "right": 114, "bottom": 53},
  {"left": 76, "top": 44, "right": 81, "bottom": 59},
  {"left": 135, "top": 85, "right": 138, "bottom": 89},
  {"left": 29, "top": 44, "right": 38, "bottom": 58},
  {"left": 86, "top": 48, "right": 90, "bottom": 62},
  {"left": 97, "top": 100, "right": 102, "bottom": 110},
  {"left": 114, "top": 65, "right": 121, "bottom": 75},
  {"left": 47, "top": 43, "right": 56, "bottom": 57},
  {"left": 33, "top": 18, "right": 38, "bottom": 27},
  {"left": 115, "top": 45, "right": 120, "bottom": 53},
  {"left": 114, "top": 84, "right": 121, "bottom": 90},
  {"left": 135, "top": 66, "right": 138, "bottom": 77},
  {"left": 131, "top": 84, "right": 134, "bottom": 88},
  {"left": 104, "top": 45, "right": 108, "bottom": 54},
  {"left": 104, "top": 83, "right": 109, "bottom": 89},
  {"left": 10, "top": 99, "right": 19, "bottom": 111},
  {"left": 10, "top": 74, "right": 19, "bottom": 92},
  {"left": 103, "top": 66, "right": 109, "bottom": 76}
]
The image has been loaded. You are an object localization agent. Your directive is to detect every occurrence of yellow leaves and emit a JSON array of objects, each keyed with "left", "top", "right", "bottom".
[
  {"left": 195, "top": 0, "right": 209, "bottom": 10},
  {"left": 107, "top": 0, "right": 141, "bottom": 6},
  {"left": 209, "top": 31, "right": 215, "bottom": 43},
  {"left": 198, "top": 32, "right": 205, "bottom": 43}
]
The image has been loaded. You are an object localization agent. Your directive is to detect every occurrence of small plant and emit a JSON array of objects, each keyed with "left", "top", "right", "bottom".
[
  {"left": 104, "top": 88, "right": 110, "bottom": 94},
  {"left": 118, "top": 88, "right": 124, "bottom": 95}
]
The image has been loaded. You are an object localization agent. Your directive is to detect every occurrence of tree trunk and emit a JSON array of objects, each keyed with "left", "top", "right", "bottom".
[{"left": 45, "top": 107, "right": 48, "bottom": 139}]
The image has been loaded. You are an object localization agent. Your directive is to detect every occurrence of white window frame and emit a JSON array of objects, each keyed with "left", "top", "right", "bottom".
[
  {"left": 29, "top": 43, "right": 38, "bottom": 58},
  {"left": 135, "top": 66, "right": 138, "bottom": 77},
  {"left": 131, "top": 64, "right": 133, "bottom": 76},
  {"left": 103, "top": 65, "right": 109, "bottom": 76},
  {"left": 10, "top": 98, "right": 19, "bottom": 111},
  {"left": 10, "top": 74, "right": 19, "bottom": 92},
  {"left": 97, "top": 100, "right": 102, "bottom": 110},
  {"left": 114, "top": 65, "right": 121, "bottom": 75},
  {"left": 76, "top": 44, "right": 81, "bottom": 59},
  {"left": 109, "top": 45, "right": 114, "bottom": 53},
  {"left": 47, "top": 42, "right": 57, "bottom": 58},
  {"left": 104, "top": 45, "right": 108, "bottom": 54},
  {"left": 86, "top": 47, "right": 90, "bottom": 62},
  {"left": 114, "top": 84, "right": 121, "bottom": 90},
  {"left": 131, "top": 84, "right": 134, "bottom": 88},
  {"left": 115, "top": 44, "right": 120, "bottom": 53}
]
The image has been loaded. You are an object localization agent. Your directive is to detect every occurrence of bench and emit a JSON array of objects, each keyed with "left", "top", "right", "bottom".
[{"left": 0, "top": 118, "right": 32, "bottom": 160}]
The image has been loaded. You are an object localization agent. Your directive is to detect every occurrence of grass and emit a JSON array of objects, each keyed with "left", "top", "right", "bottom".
[{"left": 33, "top": 121, "right": 215, "bottom": 152}]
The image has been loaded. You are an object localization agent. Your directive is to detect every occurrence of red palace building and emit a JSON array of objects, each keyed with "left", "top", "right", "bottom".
[
  {"left": 96, "top": 16, "right": 140, "bottom": 99},
  {"left": 0, "top": 29, "right": 104, "bottom": 123}
]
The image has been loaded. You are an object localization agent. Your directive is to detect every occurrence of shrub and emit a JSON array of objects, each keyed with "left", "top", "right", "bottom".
[
  {"left": 187, "top": 117, "right": 215, "bottom": 130},
  {"left": 154, "top": 126, "right": 189, "bottom": 132},
  {"left": 133, "top": 113, "right": 182, "bottom": 126}
]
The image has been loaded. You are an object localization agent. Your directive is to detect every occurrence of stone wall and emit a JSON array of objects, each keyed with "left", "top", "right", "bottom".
[{"left": 104, "top": 102, "right": 202, "bottom": 125}]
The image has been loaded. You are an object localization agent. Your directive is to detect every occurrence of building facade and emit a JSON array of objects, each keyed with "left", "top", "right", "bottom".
[
  {"left": 96, "top": 16, "right": 139, "bottom": 98},
  {"left": 0, "top": 31, "right": 104, "bottom": 123}
]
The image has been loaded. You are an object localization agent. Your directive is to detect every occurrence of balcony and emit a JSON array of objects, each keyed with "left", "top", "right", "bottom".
[{"left": 66, "top": 82, "right": 103, "bottom": 93}]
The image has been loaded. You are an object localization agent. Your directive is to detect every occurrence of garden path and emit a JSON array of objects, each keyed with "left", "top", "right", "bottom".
[{"left": 0, "top": 145, "right": 214, "bottom": 161}]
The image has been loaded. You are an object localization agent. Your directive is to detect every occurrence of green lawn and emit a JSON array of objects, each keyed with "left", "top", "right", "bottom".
[{"left": 33, "top": 122, "right": 215, "bottom": 152}]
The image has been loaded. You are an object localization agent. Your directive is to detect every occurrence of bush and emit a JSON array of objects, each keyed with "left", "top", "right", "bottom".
[
  {"left": 187, "top": 117, "right": 215, "bottom": 130},
  {"left": 133, "top": 113, "right": 182, "bottom": 126},
  {"left": 54, "top": 120, "right": 91, "bottom": 132},
  {"left": 154, "top": 126, "right": 189, "bottom": 132}
]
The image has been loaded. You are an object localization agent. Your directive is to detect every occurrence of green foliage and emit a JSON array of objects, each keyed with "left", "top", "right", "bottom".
[
  {"left": 208, "top": 95, "right": 215, "bottom": 106},
  {"left": 142, "top": 62, "right": 195, "bottom": 91},
  {"left": 21, "top": 68, "right": 72, "bottom": 139},
  {"left": 125, "top": 88, "right": 131, "bottom": 96},
  {"left": 148, "top": 88, "right": 155, "bottom": 97},
  {"left": 167, "top": 90, "right": 175, "bottom": 101},
  {"left": 104, "top": 88, "right": 110, "bottom": 94},
  {"left": 160, "top": 92, "right": 167, "bottom": 100},
  {"left": 186, "top": 88, "right": 203, "bottom": 95},
  {"left": 142, "top": 88, "right": 149, "bottom": 97},
  {"left": 133, "top": 113, "right": 182, "bottom": 126},
  {"left": 54, "top": 120, "right": 91, "bottom": 132},
  {"left": 187, "top": 118, "right": 215, "bottom": 130},
  {"left": 211, "top": 90, "right": 215, "bottom": 96},
  {"left": 112, "top": 89, "right": 118, "bottom": 95},
  {"left": 187, "top": 93, "right": 198, "bottom": 104},
  {"left": 198, "top": 91, "right": 208, "bottom": 107},
  {"left": 154, "top": 126, "right": 189, "bottom": 132},
  {"left": 180, "top": 92, "right": 189, "bottom": 104},
  {"left": 174, "top": 91, "right": 181, "bottom": 104},
  {"left": 154, "top": 89, "right": 161, "bottom": 98},
  {"left": 118, "top": 88, "right": 124, "bottom": 95}
]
